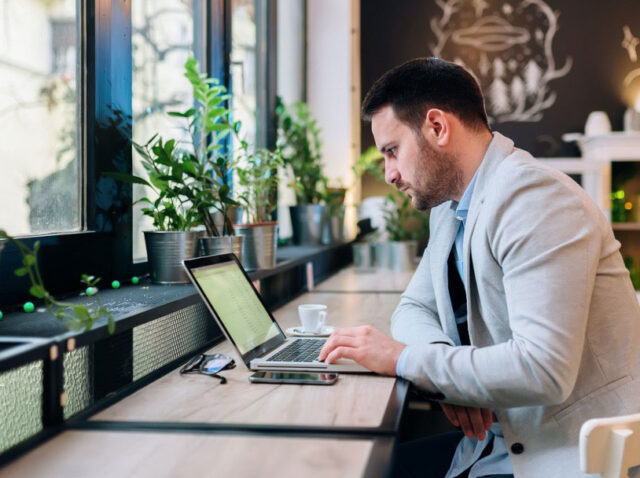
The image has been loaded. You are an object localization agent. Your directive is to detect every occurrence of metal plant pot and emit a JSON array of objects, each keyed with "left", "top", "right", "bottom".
[
  {"left": 235, "top": 223, "right": 279, "bottom": 271},
  {"left": 352, "top": 243, "right": 375, "bottom": 272},
  {"left": 388, "top": 240, "right": 418, "bottom": 272},
  {"left": 199, "top": 235, "right": 244, "bottom": 263},
  {"left": 144, "top": 231, "right": 203, "bottom": 284},
  {"left": 323, "top": 207, "right": 345, "bottom": 244},
  {"left": 374, "top": 242, "right": 391, "bottom": 269},
  {"left": 289, "top": 204, "right": 328, "bottom": 245}
]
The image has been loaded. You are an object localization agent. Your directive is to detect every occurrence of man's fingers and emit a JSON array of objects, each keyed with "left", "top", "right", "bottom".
[
  {"left": 442, "top": 404, "right": 460, "bottom": 427},
  {"left": 467, "top": 408, "right": 486, "bottom": 441},
  {"left": 319, "top": 336, "right": 359, "bottom": 360},
  {"left": 454, "top": 405, "right": 473, "bottom": 438},
  {"left": 326, "top": 346, "right": 358, "bottom": 364}
]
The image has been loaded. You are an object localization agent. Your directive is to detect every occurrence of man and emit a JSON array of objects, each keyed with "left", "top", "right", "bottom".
[{"left": 318, "top": 57, "right": 640, "bottom": 477}]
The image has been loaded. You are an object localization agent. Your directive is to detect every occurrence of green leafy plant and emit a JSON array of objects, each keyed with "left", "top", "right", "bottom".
[
  {"left": 322, "top": 185, "right": 347, "bottom": 217},
  {"left": 353, "top": 145, "right": 384, "bottom": 182},
  {"left": 276, "top": 99, "right": 326, "bottom": 204},
  {"left": 107, "top": 56, "right": 241, "bottom": 236},
  {"left": 0, "top": 230, "right": 114, "bottom": 333},
  {"left": 383, "top": 190, "right": 429, "bottom": 242},
  {"left": 235, "top": 147, "right": 284, "bottom": 224}
]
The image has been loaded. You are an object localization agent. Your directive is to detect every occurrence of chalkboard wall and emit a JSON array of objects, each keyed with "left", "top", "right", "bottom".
[{"left": 361, "top": 0, "right": 640, "bottom": 157}]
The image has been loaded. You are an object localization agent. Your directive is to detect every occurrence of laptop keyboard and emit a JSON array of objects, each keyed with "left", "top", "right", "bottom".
[{"left": 266, "top": 339, "right": 326, "bottom": 363}]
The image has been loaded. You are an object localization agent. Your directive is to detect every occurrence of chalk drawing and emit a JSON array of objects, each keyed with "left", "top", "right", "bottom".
[{"left": 429, "top": 0, "right": 572, "bottom": 123}]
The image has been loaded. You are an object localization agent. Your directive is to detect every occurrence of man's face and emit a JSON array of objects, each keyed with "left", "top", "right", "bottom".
[{"left": 371, "top": 105, "right": 462, "bottom": 211}]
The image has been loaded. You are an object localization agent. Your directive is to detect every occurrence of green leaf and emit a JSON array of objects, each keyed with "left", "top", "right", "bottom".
[
  {"left": 73, "top": 306, "right": 90, "bottom": 320},
  {"left": 29, "top": 285, "right": 45, "bottom": 299},
  {"left": 103, "top": 172, "right": 152, "bottom": 187},
  {"left": 23, "top": 254, "right": 36, "bottom": 266},
  {"left": 206, "top": 122, "right": 231, "bottom": 132},
  {"left": 168, "top": 108, "right": 195, "bottom": 118},
  {"left": 107, "top": 316, "right": 115, "bottom": 334},
  {"left": 14, "top": 267, "right": 28, "bottom": 277}
]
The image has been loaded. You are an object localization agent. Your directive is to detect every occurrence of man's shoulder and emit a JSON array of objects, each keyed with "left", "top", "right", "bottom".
[{"left": 488, "top": 148, "right": 586, "bottom": 201}]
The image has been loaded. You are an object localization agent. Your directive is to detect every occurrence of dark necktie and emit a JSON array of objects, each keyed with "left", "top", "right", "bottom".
[{"left": 448, "top": 246, "right": 470, "bottom": 346}]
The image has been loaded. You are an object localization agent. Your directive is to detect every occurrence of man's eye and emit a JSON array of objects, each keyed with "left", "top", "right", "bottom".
[{"left": 388, "top": 147, "right": 396, "bottom": 156}]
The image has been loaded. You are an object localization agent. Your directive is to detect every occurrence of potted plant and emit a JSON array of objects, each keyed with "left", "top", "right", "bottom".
[
  {"left": 322, "top": 183, "right": 347, "bottom": 244},
  {"left": 234, "top": 147, "right": 283, "bottom": 270},
  {"left": 107, "top": 57, "right": 243, "bottom": 282},
  {"left": 115, "top": 134, "right": 205, "bottom": 283},
  {"left": 380, "top": 190, "right": 429, "bottom": 271},
  {"left": 175, "top": 56, "right": 243, "bottom": 259},
  {"left": 276, "top": 99, "right": 328, "bottom": 245}
]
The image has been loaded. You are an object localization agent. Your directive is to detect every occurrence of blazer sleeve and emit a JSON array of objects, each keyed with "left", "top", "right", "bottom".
[
  {"left": 399, "top": 166, "right": 606, "bottom": 408},
  {"left": 391, "top": 232, "right": 455, "bottom": 347}
]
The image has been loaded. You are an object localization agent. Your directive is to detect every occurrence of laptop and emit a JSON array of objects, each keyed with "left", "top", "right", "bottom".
[{"left": 183, "top": 253, "right": 370, "bottom": 373}]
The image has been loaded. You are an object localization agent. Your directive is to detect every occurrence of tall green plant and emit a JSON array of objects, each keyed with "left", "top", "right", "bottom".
[
  {"left": 0, "top": 230, "right": 114, "bottom": 333},
  {"left": 107, "top": 56, "right": 240, "bottom": 236},
  {"left": 276, "top": 100, "right": 325, "bottom": 204},
  {"left": 235, "top": 147, "right": 283, "bottom": 223}
]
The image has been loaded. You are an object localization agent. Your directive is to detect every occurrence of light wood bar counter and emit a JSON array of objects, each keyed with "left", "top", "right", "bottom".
[
  {"left": 313, "top": 265, "right": 416, "bottom": 293},
  {"left": 1, "top": 430, "right": 389, "bottom": 478},
  {"left": 0, "top": 266, "right": 415, "bottom": 478},
  {"left": 91, "top": 291, "right": 404, "bottom": 429}
]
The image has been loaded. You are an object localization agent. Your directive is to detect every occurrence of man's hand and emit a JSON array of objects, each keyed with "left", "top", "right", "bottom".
[
  {"left": 318, "top": 325, "right": 406, "bottom": 376},
  {"left": 440, "top": 403, "right": 493, "bottom": 441}
]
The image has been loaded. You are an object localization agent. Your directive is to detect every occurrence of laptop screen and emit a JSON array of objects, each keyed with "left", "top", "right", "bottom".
[{"left": 191, "top": 261, "right": 281, "bottom": 355}]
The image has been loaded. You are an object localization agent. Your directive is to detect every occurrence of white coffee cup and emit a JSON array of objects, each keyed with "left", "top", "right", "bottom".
[{"left": 298, "top": 304, "right": 327, "bottom": 333}]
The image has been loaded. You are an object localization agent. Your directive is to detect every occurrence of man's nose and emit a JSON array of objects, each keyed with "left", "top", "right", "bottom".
[{"left": 384, "top": 158, "right": 400, "bottom": 185}]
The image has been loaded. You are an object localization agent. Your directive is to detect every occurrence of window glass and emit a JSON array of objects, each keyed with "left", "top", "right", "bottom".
[
  {"left": 131, "top": 0, "right": 202, "bottom": 261},
  {"left": 231, "top": 0, "right": 256, "bottom": 147},
  {"left": 231, "top": 0, "right": 257, "bottom": 172},
  {"left": 0, "top": 0, "right": 80, "bottom": 235}
]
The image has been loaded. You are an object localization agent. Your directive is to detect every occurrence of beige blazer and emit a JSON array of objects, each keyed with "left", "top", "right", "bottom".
[{"left": 391, "top": 133, "right": 640, "bottom": 477}]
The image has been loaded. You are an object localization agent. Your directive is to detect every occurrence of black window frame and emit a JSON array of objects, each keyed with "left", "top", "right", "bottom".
[{"left": 0, "top": 0, "right": 251, "bottom": 309}]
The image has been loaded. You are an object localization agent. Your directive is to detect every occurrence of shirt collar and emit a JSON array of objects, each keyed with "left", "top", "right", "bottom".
[{"left": 451, "top": 169, "right": 479, "bottom": 222}]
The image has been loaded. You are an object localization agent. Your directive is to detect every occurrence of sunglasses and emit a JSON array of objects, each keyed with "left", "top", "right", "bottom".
[{"left": 180, "top": 353, "right": 236, "bottom": 384}]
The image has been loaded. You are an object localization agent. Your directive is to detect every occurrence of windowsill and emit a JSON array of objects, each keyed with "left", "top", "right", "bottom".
[{"left": 0, "top": 242, "right": 353, "bottom": 341}]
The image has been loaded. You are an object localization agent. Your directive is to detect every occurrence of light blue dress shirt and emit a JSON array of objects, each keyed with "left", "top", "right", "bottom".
[{"left": 396, "top": 170, "right": 513, "bottom": 477}]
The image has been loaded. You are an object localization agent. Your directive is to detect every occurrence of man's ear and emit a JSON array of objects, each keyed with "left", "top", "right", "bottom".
[{"left": 423, "top": 109, "right": 451, "bottom": 147}]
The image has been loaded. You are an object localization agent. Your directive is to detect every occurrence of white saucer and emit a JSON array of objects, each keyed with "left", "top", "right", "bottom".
[{"left": 285, "top": 325, "right": 336, "bottom": 337}]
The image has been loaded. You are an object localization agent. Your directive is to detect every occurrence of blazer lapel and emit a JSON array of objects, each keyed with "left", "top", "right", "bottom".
[
  {"left": 461, "top": 132, "right": 515, "bottom": 343},
  {"left": 431, "top": 207, "right": 461, "bottom": 343}
]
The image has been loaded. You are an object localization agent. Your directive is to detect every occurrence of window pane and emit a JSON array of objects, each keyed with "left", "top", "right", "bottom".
[
  {"left": 0, "top": 0, "right": 80, "bottom": 235},
  {"left": 131, "top": 0, "right": 203, "bottom": 261},
  {"left": 231, "top": 0, "right": 257, "bottom": 150}
]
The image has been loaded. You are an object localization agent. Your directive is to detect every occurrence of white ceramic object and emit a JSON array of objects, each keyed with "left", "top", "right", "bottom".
[
  {"left": 584, "top": 111, "right": 612, "bottom": 136},
  {"left": 285, "top": 326, "right": 336, "bottom": 337},
  {"left": 297, "top": 304, "right": 327, "bottom": 333}
]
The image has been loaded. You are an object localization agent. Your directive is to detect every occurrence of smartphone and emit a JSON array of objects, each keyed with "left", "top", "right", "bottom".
[{"left": 249, "top": 371, "right": 338, "bottom": 385}]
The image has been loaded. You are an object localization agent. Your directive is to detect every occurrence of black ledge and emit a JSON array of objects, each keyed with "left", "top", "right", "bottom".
[{"left": 0, "top": 242, "right": 353, "bottom": 342}]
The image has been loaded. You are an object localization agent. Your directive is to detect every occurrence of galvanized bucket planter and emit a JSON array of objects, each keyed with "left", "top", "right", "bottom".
[
  {"left": 323, "top": 206, "right": 345, "bottom": 244},
  {"left": 199, "top": 235, "right": 244, "bottom": 263},
  {"left": 290, "top": 204, "right": 328, "bottom": 245},
  {"left": 235, "top": 222, "right": 278, "bottom": 271},
  {"left": 352, "top": 242, "right": 375, "bottom": 272},
  {"left": 374, "top": 242, "right": 391, "bottom": 269},
  {"left": 388, "top": 240, "right": 418, "bottom": 271},
  {"left": 144, "top": 230, "right": 203, "bottom": 284}
]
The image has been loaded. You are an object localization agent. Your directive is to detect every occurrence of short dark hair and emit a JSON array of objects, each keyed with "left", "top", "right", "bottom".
[{"left": 362, "top": 57, "right": 489, "bottom": 131}]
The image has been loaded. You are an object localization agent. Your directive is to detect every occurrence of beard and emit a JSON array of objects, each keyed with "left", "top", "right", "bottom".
[{"left": 399, "top": 133, "right": 463, "bottom": 211}]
